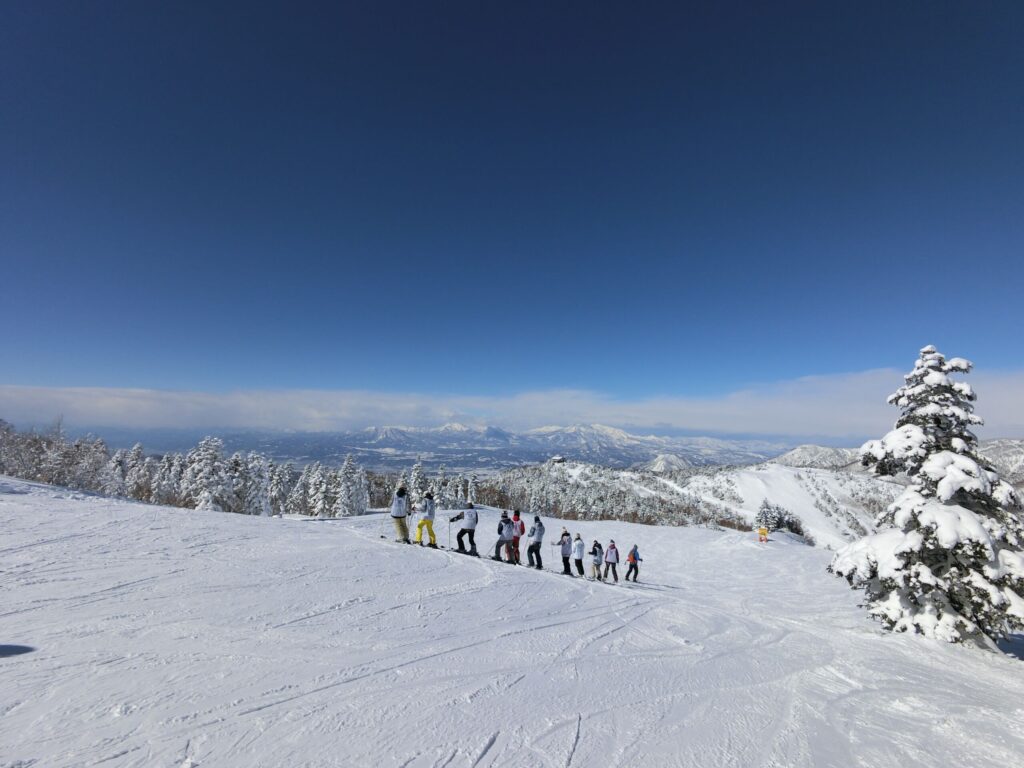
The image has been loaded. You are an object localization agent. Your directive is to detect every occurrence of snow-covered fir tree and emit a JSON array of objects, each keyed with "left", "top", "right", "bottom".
[
  {"left": 181, "top": 437, "right": 231, "bottom": 512},
  {"left": 436, "top": 464, "right": 450, "bottom": 507},
  {"left": 124, "top": 443, "right": 151, "bottom": 501},
  {"left": 268, "top": 461, "right": 293, "bottom": 517},
  {"left": 244, "top": 453, "right": 272, "bottom": 516},
  {"left": 332, "top": 455, "right": 358, "bottom": 517},
  {"left": 755, "top": 500, "right": 782, "bottom": 531},
  {"left": 286, "top": 463, "right": 312, "bottom": 516},
  {"left": 152, "top": 453, "right": 182, "bottom": 506},
  {"left": 308, "top": 463, "right": 330, "bottom": 518},
  {"left": 409, "top": 460, "right": 428, "bottom": 505},
  {"left": 467, "top": 473, "right": 478, "bottom": 504},
  {"left": 102, "top": 449, "right": 128, "bottom": 497},
  {"left": 830, "top": 346, "right": 1024, "bottom": 649}
]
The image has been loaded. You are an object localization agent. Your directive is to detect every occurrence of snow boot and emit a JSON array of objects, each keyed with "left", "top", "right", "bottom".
[
  {"left": 427, "top": 543, "right": 438, "bottom": 549},
  {"left": 491, "top": 556, "right": 503, "bottom": 562}
]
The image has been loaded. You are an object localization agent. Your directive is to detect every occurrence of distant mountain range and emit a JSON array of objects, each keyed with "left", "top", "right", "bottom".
[
  {"left": 85, "top": 423, "right": 793, "bottom": 472},
  {"left": 77, "top": 423, "right": 1024, "bottom": 481}
]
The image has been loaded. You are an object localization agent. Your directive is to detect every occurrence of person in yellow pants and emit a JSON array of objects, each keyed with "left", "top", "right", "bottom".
[{"left": 415, "top": 491, "right": 438, "bottom": 548}]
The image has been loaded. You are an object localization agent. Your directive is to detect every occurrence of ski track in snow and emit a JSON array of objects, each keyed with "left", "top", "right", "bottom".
[{"left": 1, "top": 477, "right": 1023, "bottom": 767}]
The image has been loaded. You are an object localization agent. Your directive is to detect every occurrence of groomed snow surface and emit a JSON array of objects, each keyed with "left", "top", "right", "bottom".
[{"left": 2, "top": 477, "right": 1023, "bottom": 768}]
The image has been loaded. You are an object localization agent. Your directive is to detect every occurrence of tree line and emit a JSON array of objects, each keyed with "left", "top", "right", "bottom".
[{"left": 0, "top": 420, "right": 369, "bottom": 518}]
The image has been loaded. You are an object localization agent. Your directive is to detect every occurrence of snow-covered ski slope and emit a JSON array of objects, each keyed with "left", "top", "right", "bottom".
[
  {"left": 2, "top": 477, "right": 1022, "bottom": 768},
  {"left": 660, "top": 464, "right": 901, "bottom": 549}
]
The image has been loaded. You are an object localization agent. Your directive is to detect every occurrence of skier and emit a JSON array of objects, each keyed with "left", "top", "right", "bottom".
[
  {"left": 603, "top": 539, "right": 620, "bottom": 583},
  {"left": 526, "top": 515, "right": 545, "bottom": 569},
  {"left": 493, "top": 511, "right": 515, "bottom": 562},
  {"left": 572, "top": 533, "right": 585, "bottom": 576},
  {"left": 449, "top": 502, "right": 479, "bottom": 555},
  {"left": 390, "top": 487, "right": 411, "bottom": 544},
  {"left": 625, "top": 544, "right": 642, "bottom": 582},
  {"left": 414, "top": 491, "right": 438, "bottom": 548},
  {"left": 589, "top": 540, "right": 604, "bottom": 581},
  {"left": 559, "top": 528, "right": 573, "bottom": 575},
  {"left": 510, "top": 510, "right": 526, "bottom": 564}
]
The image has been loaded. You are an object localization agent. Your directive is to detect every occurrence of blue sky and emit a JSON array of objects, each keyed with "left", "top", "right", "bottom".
[{"left": 1, "top": 2, "right": 1022, "bottom": 436}]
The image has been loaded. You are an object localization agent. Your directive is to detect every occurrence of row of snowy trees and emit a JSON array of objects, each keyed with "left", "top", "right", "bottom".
[
  {"left": 0, "top": 423, "right": 369, "bottom": 518},
  {"left": 830, "top": 346, "right": 1024, "bottom": 650},
  {"left": 283, "top": 456, "right": 370, "bottom": 518},
  {"left": 478, "top": 462, "right": 747, "bottom": 528},
  {"left": 389, "top": 461, "right": 478, "bottom": 508},
  {"left": 755, "top": 500, "right": 811, "bottom": 541}
]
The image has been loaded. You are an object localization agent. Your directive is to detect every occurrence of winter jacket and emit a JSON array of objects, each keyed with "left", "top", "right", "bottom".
[
  {"left": 559, "top": 533, "right": 572, "bottom": 556},
  {"left": 420, "top": 498, "right": 435, "bottom": 521},
  {"left": 572, "top": 539, "right": 584, "bottom": 561},
  {"left": 451, "top": 508, "right": 478, "bottom": 529},
  {"left": 512, "top": 518, "right": 526, "bottom": 538},
  {"left": 605, "top": 544, "right": 619, "bottom": 564},
  {"left": 497, "top": 518, "right": 514, "bottom": 541},
  {"left": 390, "top": 496, "right": 408, "bottom": 518},
  {"left": 627, "top": 546, "right": 641, "bottom": 563},
  {"left": 589, "top": 544, "right": 603, "bottom": 565},
  {"left": 528, "top": 522, "right": 545, "bottom": 544}
]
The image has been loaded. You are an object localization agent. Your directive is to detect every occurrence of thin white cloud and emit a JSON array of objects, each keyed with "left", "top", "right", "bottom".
[{"left": 1, "top": 368, "right": 1022, "bottom": 439}]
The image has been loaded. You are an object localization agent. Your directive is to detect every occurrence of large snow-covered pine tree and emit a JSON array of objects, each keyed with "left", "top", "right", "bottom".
[{"left": 830, "top": 346, "right": 1024, "bottom": 649}]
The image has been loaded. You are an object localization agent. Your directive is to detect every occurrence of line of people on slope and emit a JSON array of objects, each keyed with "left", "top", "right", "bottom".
[
  {"left": 388, "top": 488, "right": 643, "bottom": 583},
  {"left": 555, "top": 529, "right": 642, "bottom": 583}
]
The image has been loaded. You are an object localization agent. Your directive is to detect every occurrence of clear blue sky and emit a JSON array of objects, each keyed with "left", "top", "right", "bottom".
[{"left": 2, "top": 2, "right": 1022, "bottom": 403}]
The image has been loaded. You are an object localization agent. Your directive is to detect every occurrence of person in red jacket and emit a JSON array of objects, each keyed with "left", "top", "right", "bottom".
[{"left": 510, "top": 510, "right": 526, "bottom": 564}]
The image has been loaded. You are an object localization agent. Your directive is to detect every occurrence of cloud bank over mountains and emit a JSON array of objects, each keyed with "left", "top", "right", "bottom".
[{"left": 2, "top": 368, "right": 1022, "bottom": 440}]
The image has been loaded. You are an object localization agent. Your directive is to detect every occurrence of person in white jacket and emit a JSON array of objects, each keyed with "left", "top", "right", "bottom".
[
  {"left": 493, "top": 511, "right": 515, "bottom": 562},
  {"left": 572, "top": 533, "right": 585, "bottom": 576},
  {"left": 526, "top": 516, "right": 545, "bottom": 570},
  {"left": 603, "top": 540, "right": 620, "bottom": 583},
  {"left": 414, "top": 492, "right": 438, "bottom": 548},
  {"left": 559, "top": 528, "right": 573, "bottom": 575},
  {"left": 390, "top": 487, "right": 411, "bottom": 543},
  {"left": 449, "top": 503, "right": 479, "bottom": 555}
]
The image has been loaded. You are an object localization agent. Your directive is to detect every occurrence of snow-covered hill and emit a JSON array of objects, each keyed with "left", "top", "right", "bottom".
[
  {"left": 642, "top": 453, "right": 695, "bottom": 472},
  {"left": 496, "top": 462, "right": 901, "bottom": 549},
  {"left": 767, "top": 440, "right": 1024, "bottom": 485},
  {"left": 981, "top": 438, "right": 1024, "bottom": 486},
  {"left": 2, "top": 476, "right": 1022, "bottom": 767},
  {"left": 769, "top": 444, "right": 860, "bottom": 469}
]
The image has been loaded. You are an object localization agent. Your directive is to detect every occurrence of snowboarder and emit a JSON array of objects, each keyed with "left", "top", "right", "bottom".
[
  {"left": 390, "top": 487, "right": 411, "bottom": 543},
  {"left": 625, "top": 544, "right": 642, "bottom": 582},
  {"left": 589, "top": 540, "right": 603, "bottom": 581},
  {"left": 572, "top": 533, "right": 585, "bottom": 576},
  {"left": 510, "top": 510, "right": 526, "bottom": 564},
  {"left": 415, "top": 491, "right": 438, "bottom": 548},
  {"left": 493, "top": 511, "right": 515, "bottom": 562},
  {"left": 559, "top": 528, "right": 573, "bottom": 575},
  {"left": 526, "top": 515, "right": 545, "bottom": 569},
  {"left": 449, "top": 502, "right": 479, "bottom": 555},
  {"left": 604, "top": 540, "right": 619, "bottom": 583}
]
